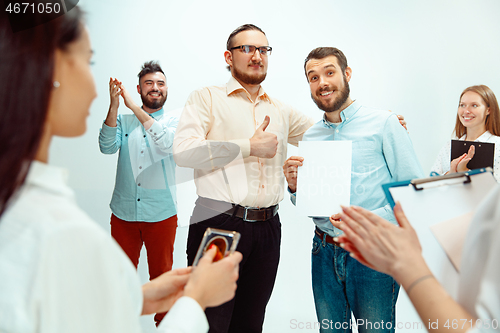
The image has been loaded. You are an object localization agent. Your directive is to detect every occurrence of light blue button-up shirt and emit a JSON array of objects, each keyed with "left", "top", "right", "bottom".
[
  {"left": 99, "top": 108, "right": 178, "bottom": 222},
  {"left": 291, "top": 100, "right": 424, "bottom": 236}
]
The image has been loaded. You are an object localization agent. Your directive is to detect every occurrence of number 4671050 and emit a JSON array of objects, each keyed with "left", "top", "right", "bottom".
[{"left": 5, "top": 2, "right": 61, "bottom": 14}]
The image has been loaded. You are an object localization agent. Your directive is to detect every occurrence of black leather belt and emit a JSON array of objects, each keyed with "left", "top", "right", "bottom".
[
  {"left": 315, "top": 227, "right": 341, "bottom": 247},
  {"left": 196, "top": 197, "right": 278, "bottom": 222}
]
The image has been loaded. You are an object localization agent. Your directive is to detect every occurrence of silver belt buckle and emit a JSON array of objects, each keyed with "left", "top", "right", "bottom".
[{"left": 243, "top": 207, "right": 258, "bottom": 222}]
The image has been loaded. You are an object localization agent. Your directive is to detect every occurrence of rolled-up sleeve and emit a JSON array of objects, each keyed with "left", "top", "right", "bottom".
[
  {"left": 145, "top": 115, "right": 178, "bottom": 152},
  {"left": 99, "top": 116, "right": 123, "bottom": 154}
]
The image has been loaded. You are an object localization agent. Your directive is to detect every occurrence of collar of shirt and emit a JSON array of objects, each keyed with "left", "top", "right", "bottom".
[
  {"left": 141, "top": 107, "right": 164, "bottom": 120},
  {"left": 24, "top": 161, "right": 72, "bottom": 197},
  {"left": 322, "top": 100, "right": 361, "bottom": 128},
  {"left": 459, "top": 130, "right": 494, "bottom": 142},
  {"left": 225, "top": 76, "right": 271, "bottom": 103}
]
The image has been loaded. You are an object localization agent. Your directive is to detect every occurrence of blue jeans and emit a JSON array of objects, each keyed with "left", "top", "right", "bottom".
[{"left": 311, "top": 233, "right": 399, "bottom": 333}]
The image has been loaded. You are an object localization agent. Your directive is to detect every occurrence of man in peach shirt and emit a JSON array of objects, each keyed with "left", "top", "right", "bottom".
[{"left": 173, "top": 24, "right": 314, "bottom": 333}]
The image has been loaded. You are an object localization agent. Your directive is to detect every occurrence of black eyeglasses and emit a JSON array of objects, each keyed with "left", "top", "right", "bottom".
[{"left": 229, "top": 45, "right": 272, "bottom": 56}]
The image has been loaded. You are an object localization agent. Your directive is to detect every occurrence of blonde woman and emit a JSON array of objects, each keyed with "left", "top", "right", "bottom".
[{"left": 431, "top": 85, "right": 500, "bottom": 180}]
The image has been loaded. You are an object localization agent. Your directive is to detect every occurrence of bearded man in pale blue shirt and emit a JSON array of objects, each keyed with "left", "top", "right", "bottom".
[
  {"left": 99, "top": 61, "right": 178, "bottom": 327},
  {"left": 284, "top": 47, "right": 424, "bottom": 333}
]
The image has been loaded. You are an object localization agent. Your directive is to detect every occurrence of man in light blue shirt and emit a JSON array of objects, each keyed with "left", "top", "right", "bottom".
[
  {"left": 284, "top": 47, "right": 424, "bottom": 332},
  {"left": 99, "top": 61, "right": 178, "bottom": 326}
]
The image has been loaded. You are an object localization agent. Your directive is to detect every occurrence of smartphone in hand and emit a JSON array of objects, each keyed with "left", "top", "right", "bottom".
[{"left": 192, "top": 228, "right": 241, "bottom": 266}]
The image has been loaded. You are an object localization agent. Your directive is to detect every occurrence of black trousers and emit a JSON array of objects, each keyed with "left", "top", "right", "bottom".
[{"left": 187, "top": 201, "right": 281, "bottom": 333}]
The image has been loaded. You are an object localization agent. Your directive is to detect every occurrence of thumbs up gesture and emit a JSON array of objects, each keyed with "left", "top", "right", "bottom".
[{"left": 250, "top": 116, "right": 278, "bottom": 158}]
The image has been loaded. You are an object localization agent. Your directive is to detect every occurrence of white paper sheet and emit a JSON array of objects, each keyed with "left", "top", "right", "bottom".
[{"left": 296, "top": 141, "right": 352, "bottom": 216}]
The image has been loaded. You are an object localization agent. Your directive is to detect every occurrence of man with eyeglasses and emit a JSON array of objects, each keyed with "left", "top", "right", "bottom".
[{"left": 173, "top": 24, "right": 314, "bottom": 333}]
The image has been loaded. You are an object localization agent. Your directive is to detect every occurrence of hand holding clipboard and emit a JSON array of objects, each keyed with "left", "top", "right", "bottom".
[{"left": 451, "top": 139, "right": 495, "bottom": 171}]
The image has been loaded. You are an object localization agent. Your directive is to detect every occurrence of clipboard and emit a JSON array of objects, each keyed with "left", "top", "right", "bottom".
[
  {"left": 382, "top": 168, "right": 497, "bottom": 332},
  {"left": 382, "top": 168, "right": 491, "bottom": 209},
  {"left": 451, "top": 139, "right": 495, "bottom": 170}
]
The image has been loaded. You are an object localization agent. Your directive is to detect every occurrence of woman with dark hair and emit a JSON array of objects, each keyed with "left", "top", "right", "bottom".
[
  {"left": 0, "top": 6, "right": 241, "bottom": 333},
  {"left": 430, "top": 85, "right": 500, "bottom": 180}
]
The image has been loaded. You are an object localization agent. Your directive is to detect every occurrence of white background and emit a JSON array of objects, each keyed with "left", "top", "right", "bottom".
[{"left": 50, "top": 0, "right": 500, "bottom": 331}]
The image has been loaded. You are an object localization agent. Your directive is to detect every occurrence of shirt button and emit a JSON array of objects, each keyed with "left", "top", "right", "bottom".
[
  {"left": 141, "top": 151, "right": 143, "bottom": 154},
  {"left": 137, "top": 199, "right": 141, "bottom": 202},
  {"left": 139, "top": 166, "right": 142, "bottom": 169},
  {"left": 261, "top": 162, "right": 264, "bottom": 166},
  {"left": 336, "top": 129, "right": 339, "bottom": 133},
  {"left": 143, "top": 135, "right": 146, "bottom": 138},
  {"left": 262, "top": 185, "right": 265, "bottom": 188},
  {"left": 125, "top": 134, "right": 128, "bottom": 137},
  {"left": 138, "top": 183, "right": 141, "bottom": 186}
]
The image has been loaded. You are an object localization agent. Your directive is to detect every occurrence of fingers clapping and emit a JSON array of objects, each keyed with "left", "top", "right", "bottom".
[
  {"left": 335, "top": 203, "right": 424, "bottom": 281},
  {"left": 450, "top": 145, "right": 475, "bottom": 173},
  {"left": 109, "top": 77, "right": 122, "bottom": 109}
]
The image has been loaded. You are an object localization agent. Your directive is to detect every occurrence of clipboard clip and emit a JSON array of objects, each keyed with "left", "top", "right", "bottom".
[{"left": 411, "top": 170, "right": 478, "bottom": 191}]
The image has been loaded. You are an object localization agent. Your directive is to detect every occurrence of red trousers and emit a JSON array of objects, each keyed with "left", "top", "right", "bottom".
[{"left": 110, "top": 214, "right": 177, "bottom": 326}]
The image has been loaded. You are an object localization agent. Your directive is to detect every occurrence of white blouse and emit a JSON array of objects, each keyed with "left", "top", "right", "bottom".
[
  {"left": 430, "top": 131, "right": 500, "bottom": 181},
  {"left": 0, "top": 161, "right": 207, "bottom": 333}
]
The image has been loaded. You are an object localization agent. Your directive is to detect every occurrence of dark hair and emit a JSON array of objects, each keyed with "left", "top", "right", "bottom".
[
  {"left": 138, "top": 60, "right": 165, "bottom": 84},
  {"left": 304, "top": 47, "right": 348, "bottom": 79},
  {"left": 226, "top": 24, "right": 265, "bottom": 50},
  {"left": 0, "top": 6, "right": 84, "bottom": 217},
  {"left": 454, "top": 85, "right": 500, "bottom": 138},
  {"left": 226, "top": 24, "right": 265, "bottom": 71}
]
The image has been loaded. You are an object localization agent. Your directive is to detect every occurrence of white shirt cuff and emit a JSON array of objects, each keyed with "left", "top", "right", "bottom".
[{"left": 157, "top": 296, "right": 208, "bottom": 333}]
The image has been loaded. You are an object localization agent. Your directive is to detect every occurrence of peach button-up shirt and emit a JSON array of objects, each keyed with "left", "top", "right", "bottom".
[{"left": 173, "top": 77, "right": 314, "bottom": 208}]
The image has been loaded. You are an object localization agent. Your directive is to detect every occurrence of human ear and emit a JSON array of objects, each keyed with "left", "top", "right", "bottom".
[
  {"left": 345, "top": 66, "right": 352, "bottom": 82},
  {"left": 224, "top": 50, "right": 233, "bottom": 68}
]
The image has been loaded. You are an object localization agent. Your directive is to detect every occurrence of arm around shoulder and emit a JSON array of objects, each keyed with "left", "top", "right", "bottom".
[
  {"left": 382, "top": 114, "right": 424, "bottom": 180},
  {"left": 287, "top": 104, "right": 314, "bottom": 147}
]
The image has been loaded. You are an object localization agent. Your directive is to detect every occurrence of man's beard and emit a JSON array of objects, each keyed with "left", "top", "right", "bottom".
[
  {"left": 233, "top": 64, "right": 267, "bottom": 85},
  {"left": 312, "top": 76, "right": 350, "bottom": 113},
  {"left": 141, "top": 91, "right": 167, "bottom": 110}
]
